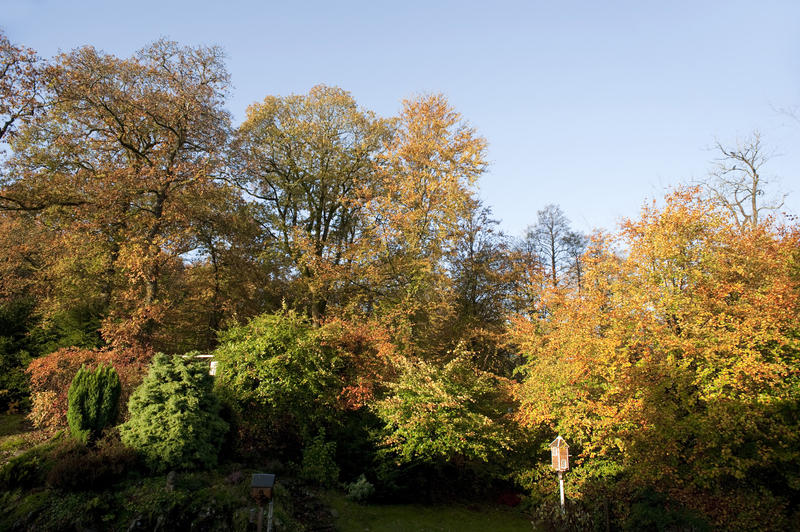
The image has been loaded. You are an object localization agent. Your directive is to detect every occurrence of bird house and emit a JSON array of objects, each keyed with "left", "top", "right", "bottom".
[
  {"left": 250, "top": 473, "right": 276, "bottom": 503},
  {"left": 549, "top": 436, "right": 569, "bottom": 471}
]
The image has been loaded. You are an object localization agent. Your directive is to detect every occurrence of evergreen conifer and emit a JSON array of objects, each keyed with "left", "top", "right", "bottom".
[{"left": 66, "top": 364, "right": 121, "bottom": 443}]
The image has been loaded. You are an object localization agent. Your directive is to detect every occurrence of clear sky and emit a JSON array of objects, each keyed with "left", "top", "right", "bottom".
[{"left": 3, "top": 0, "right": 799, "bottom": 236}]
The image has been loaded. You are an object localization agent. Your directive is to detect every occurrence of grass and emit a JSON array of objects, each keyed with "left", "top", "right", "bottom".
[
  {"left": 0, "top": 414, "right": 27, "bottom": 438},
  {"left": 323, "top": 491, "right": 536, "bottom": 532},
  {"left": 0, "top": 414, "right": 32, "bottom": 465}
]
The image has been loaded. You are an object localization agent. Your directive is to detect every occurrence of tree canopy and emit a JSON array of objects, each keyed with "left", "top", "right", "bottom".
[{"left": 1, "top": 30, "right": 798, "bottom": 530}]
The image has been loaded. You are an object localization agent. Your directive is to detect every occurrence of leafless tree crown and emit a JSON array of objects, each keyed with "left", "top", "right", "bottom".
[{"left": 706, "top": 132, "right": 786, "bottom": 228}]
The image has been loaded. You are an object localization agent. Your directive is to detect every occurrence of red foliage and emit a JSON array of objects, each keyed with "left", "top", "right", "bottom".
[
  {"left": 318, "top": 318, "right": 397, "bottom": 411},
  {"left": 26, "top": 346, "right": 152, "bottom": 431}
]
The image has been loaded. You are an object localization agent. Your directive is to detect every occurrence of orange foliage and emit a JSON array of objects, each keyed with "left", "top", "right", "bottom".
[
  {"left": 514, "top": 188, "right": 800, "bottom": 522},
  {"left": 26, "top": 346, "right": 152, "bottom": 431}
]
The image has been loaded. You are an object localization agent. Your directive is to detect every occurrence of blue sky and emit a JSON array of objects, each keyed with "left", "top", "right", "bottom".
[{"left": 3, "top": 0, "right": 799, "bottom": 235}]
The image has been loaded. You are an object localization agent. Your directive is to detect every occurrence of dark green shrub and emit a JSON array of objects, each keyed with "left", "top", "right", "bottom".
[
  {"left": 300, "top": 430, "right": 339, "bottom": 487},
  {"left": 533, "top": 498, "right": 597, "bottom": 532},
  {"left": 67, "top": 364, "right": 121, "bottom": 443},
  {"left": 46, "top": 433, "right": 138, "bottom": 491},
  {"left": 623, "top": 489, "right": 709, "bottom": 532},
  {"left": 119, "top": 353, "right": 228, "bottom": 472},
  {"left": 0, "top": 298, "right": 36, "bottom": 413},
  {"left": 0, "top": 450, "right": 43, "bottom": 491},
  {"left": 0, "top": 435, "right": 64, "bottom": 491}
]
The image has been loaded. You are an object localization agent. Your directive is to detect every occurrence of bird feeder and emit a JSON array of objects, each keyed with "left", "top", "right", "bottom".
[
  {"left": 550, "top": 435, "right": 569, "bottom": 472},
  {"left": 549, "top": 435, "right": 569, "bottom": 513},
  {"left": 250, "top": 473, "right": 276, "bottom": 503}
]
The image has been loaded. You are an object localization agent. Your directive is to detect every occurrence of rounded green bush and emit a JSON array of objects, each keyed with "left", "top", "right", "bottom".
[
  {"left": 119, "top": 353, "right": 228, "bottom": 472},
  {"left": 300, "top": 430, "right": 339, "bottom": 487}
]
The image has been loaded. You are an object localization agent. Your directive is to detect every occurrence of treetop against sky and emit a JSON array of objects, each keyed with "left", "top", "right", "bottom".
[{"left": 2, "top": 0, "right": 799, "bottom": 235}]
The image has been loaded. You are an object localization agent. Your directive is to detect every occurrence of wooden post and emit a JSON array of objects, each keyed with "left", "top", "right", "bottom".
[
  {"left": 266, "top": 500, "right": 274, "bottom": 532},
  {"left": 256, "top": 505, "right": 264, "bottom": 532},
  {"left": 559, "top": 471, "right": 565, "bottom": 513}
]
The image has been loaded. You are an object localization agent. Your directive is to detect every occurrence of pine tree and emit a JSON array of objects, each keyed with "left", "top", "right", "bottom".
[
  {"left": 119, "top": 353, "right": 228, "bottom": 472},
  {"left": 66, "top": 364, "right": 121, "bottom": 444}
]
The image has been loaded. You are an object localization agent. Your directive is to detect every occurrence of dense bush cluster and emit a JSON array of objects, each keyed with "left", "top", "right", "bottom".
[
  {"left": 213, "top": 310, "right": 342, "bottom": 447},
  {"left": 300, "top": 430, "right": 340, "bottom": 487}
]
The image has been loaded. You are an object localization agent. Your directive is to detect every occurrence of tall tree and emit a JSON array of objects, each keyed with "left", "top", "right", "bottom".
[
  {"left": 450, "top": 203, "right": 512, "bottom": 327},
  {"left": 2, "top": 40, "right": 233, "bottom": 348},
  {"left": 0, "top": 31, "right": 41, "bottom": 148},
  {"left": 231, "top": 85, "right": 391, "bottom": 323},
  {"left": 521, "top": 204, "right": 585, "bottom": 288},
  {"left": 705, "top": 132, "right": 785, "bottom": 228},
  {"left": 562, "top": 229, "right": 589, "bottom": 293},
  {"left": 447, "top": 203, "right": 519, "bottom": 373},
  {"left": 367, "top": 94, "right": 488, "bottom": 355}
]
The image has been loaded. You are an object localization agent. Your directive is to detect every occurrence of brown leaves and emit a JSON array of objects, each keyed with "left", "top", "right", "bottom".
[
  {"left": 2, "top": 39, "right": 236, "bottom": 348},
  {"left": 0, "top": 31, "right": 41, "bottom": 145}
]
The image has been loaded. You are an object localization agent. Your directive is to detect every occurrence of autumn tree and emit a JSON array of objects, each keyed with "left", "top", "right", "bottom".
[
  {"left": 231, "top": 85, "right": 392, "bottom": 323},
  {"left": 365, "top": 94, "right": 488, "bottom": 356},
  {"left": 0, "top": 32, "right": 48, "bottom": 324},
  {"left": 0, "top": 30, "right": 41, "bottom": 148},
  {"left": 1, "top": 40, "right": 234, "bottom": 348},
  {"left": 514, "top": 189, "right": 800, "bottom": 528}
]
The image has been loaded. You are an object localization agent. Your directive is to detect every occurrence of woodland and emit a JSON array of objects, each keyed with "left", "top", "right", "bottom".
[{"left": 1, "top": 32, "right": 799, "bottom": 531}]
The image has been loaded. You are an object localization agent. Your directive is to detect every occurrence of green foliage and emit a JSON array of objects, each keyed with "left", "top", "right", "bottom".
[
  {"left": 27, "top": 304, "right": 105, "bottom": 356},
  {"left": 0, "top": 449, "right": 43, "bottom": 490},
  {"left": 119, "top": 353, "right": 228, "bottom": 472},
  {"left": 300, "top": 430, "right": 339, "bottom": 487},
  {"left": 0, "top": 465, "right": 304, "bottom": 532},
  {"left": 532, "top": 498, "right": 597, "bottom": 532},
  {"left": 0, "top": 362, "right": 29, "bottom": 414},
  {"left": 373, "top": 351, "right": 514, "bottom": 464},
  {"left": 0, "top": 435, "right": 63, "bottom": 491},
  {"left": 623, "top": 489, "right": 709, "bottom": 532},
  {"left": 345, "top": 474, "right": 375, "bottom": 502},
  {"left": 213, "top": 310, "right": 342, "bottom": 445},
  {"left": 66, "top": 364, "right": 120, "bottom": 443},
  {"left": 0, "top": 298, "right": 36, "bottom": 413},
  {"left": 0, "top": 297, "right": 104, "bottom": 414}
]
